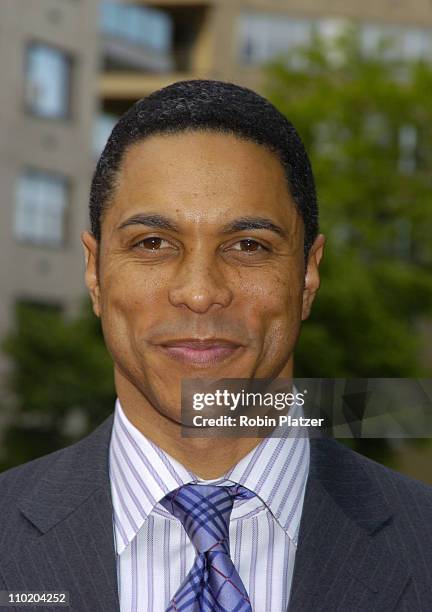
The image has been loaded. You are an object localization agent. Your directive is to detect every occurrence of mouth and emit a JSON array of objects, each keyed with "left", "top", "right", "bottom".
[{"left": 154, "top": 339, "right": 244, "bottom": 366}]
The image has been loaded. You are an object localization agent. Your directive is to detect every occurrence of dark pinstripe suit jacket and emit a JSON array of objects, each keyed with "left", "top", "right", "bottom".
[{"left": 0, "top": 414, "right": 432, "bottom": 612}]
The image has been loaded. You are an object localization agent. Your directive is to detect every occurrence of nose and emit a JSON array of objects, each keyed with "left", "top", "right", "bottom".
[{"left": 168, "top": 250, "right": 233, "bottom": 314}]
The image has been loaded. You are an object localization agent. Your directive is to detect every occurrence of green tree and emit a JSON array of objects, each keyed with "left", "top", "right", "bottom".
[
  {"left": 265, "top": 27, "right": 432, "bottom": 467},
  {"left": 265, "top": 26, "right": 432, "bottom": 378},
  {"left": 0, "top": 301, "right": 115, "bottom": 471}
]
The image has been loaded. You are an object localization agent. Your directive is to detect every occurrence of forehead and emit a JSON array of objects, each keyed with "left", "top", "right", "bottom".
[{"left": 106, "top": 130, "right": 299, "bottom": 229}]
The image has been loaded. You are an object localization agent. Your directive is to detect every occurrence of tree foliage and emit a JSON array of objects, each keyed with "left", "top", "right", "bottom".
[
  {"left": 0, "top": 301, "right": 115, "bottom": 470},
  {"left": 265, "top": 26, "right": 432, "bottom": 378}
]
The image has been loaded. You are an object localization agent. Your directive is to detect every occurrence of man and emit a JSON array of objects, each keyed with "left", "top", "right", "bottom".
[{"left": 0, "top": 80, "right": 431, "bottom": 612}]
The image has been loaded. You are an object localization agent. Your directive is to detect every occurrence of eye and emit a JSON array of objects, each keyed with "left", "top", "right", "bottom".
[
  {"left": 134, "top": 236, "right": 173, "bottom": 250},
  {"left": 230, "top": 239, "right": 269, "bottom": 253}
]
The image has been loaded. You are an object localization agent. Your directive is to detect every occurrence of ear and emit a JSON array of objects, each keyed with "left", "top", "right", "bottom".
[
  {"left": 81, "top": 230, "right": 101, "bottom": 318},
  {"left": 301, "top": 233, "right": 325, "bottom": 321}
]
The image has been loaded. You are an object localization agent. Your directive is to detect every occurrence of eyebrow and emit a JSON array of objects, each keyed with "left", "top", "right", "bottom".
[
  {"left": 220, "top": 217, "right": 287, "bottom": 239},
  {"left": 117, "top": 213, "right": 287, "bottom": 238},
  {"left": 117, "top": 214, "right": 180, "bottom": 232}
]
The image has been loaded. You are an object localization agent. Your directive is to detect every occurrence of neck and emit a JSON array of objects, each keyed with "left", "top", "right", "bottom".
[{"left": 114, "top": 361, "right": 293, "bottom": 479}]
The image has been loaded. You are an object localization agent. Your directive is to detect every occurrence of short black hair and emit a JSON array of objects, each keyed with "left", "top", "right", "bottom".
[{"left": 90, "top": 79, "right": 318, "bottom": 258}]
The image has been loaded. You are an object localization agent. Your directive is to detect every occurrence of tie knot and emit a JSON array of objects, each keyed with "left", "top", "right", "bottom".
[{"left": 160, "top": 483, "right": 254, "bottom": 554}]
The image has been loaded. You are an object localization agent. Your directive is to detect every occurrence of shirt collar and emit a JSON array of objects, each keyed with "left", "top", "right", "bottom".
[{"left": 109, "top": 396, "right": 309, "bottom": 554}]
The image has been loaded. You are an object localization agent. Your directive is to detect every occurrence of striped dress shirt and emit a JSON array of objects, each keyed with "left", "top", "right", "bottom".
[{"left": 109, "top": 398, "right": 310, "bottom": 612}]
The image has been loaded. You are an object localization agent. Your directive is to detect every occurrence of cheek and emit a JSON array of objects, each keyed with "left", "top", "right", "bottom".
[
  {"left": 243, "top": 272, "right": 303, "bottom": 360},
  {"left": 103, "top": 260, "right": 165, "bottom": 307},
  {"left": 239, "top": 269, "right": 303, "bottom": 326},
  {"left": 99, "top": 267, "right": 163, "bottom": 348}
]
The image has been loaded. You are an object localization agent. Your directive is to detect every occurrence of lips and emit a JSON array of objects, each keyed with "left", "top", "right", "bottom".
[{"left": 156, "top": 339, "right": 243, "bottom": 366}]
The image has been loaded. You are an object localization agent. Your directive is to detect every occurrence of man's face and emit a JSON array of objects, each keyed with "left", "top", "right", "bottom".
[{"left": 83, "top": 131, "right": 324, "bottom": 421}]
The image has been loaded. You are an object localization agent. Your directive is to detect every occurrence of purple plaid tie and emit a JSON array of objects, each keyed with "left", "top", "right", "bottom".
[{"left": 160, "top": 483, "right": 255, "bottom": 612}]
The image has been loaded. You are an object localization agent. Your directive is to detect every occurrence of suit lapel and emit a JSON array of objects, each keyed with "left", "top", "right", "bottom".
[
  {"left": 0, "top": 415, "right": 119, "bottom": 612},
  {"left": 0, "top": 417, "right": 413, "bottom": 611},
  {"left": 288, "top": 438, "right": 411, "bottom": 612}
]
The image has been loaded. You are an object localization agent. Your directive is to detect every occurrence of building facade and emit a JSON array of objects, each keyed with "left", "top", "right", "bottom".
[
  {"left": 99, "top": 0, "right": 432, "bottom": 114},
  {"left": 0, "top": 0, "right": 99, "bottom": 362}
]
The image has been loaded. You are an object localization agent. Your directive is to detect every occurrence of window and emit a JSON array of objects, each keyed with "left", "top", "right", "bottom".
[
  {"left": 25, "top": 43, "right": 72, "bottom": 119},
  {"left": 100, "top": 2, "right": 173, "bottom": 72},
  {"left": 15, "top": 170, "right": 69, "bottom": 247},
  {"left": 100, "top": 2, "right": 172, "bottom": 53},
  {"left": 238, "top": 15, "right": 432, "bottom": 67},
  {"left": 361, "top": 24, "right": 432, "bottom": 62},
  {"left": 238, "top": 12, "right": 312, "bottom": 66}
]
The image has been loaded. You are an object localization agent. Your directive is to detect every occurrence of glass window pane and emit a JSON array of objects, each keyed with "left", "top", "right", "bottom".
[
  {"left": 238, "top": 11, "right": 312, "bottom": 66},
  {"left": 14, "top": 170, "right": 68, "bottom": 247},
  {"left": 361, "top": 23, "right": 432, "bottom": 61},
  {"left": 100, "top": 1, "right": 172, "bottom": 52},
  {"left": 25, "top": 44, "right": 71, "bottom": 118}
]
